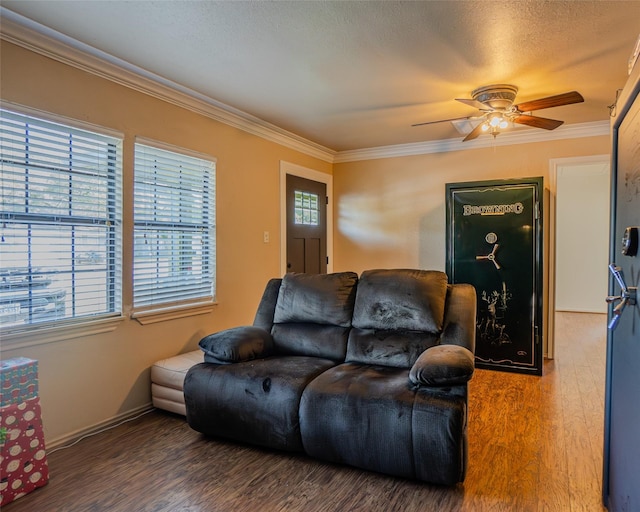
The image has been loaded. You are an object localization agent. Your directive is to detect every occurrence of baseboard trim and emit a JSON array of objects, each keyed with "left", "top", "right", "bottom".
[{"left": 47, "top": 403, "right": 155, "bottom": 451}]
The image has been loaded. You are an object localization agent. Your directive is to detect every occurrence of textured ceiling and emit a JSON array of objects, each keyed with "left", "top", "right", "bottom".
[{"left": 3, "top": 1, "right": 640, "bottom": 151}]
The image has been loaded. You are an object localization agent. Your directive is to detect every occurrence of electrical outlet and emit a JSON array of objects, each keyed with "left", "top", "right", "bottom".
[{"left": 263, "top": 231, "right": 270, "bottom": 243}]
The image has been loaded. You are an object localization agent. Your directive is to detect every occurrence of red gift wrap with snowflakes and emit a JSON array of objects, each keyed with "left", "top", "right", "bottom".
[{"left": 1, "top": 358, "right": 49, "bottom": 506}]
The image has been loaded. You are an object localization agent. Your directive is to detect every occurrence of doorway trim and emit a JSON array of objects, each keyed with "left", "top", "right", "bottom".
[
  {"left": 547, "top": 154, "right": 610, "bottom": 358},
  {"left": 279, "top": 161, "right": 333, "bottom": 275}
]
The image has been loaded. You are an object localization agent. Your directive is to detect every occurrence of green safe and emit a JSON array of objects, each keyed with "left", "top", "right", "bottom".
[{"left": 446, "top": 178, "right": 544, "bottom": 375}]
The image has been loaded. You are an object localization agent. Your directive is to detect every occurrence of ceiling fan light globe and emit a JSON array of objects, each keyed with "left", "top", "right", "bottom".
[{"left": 489, "top": 115, "right": 502, "bottom": 128}]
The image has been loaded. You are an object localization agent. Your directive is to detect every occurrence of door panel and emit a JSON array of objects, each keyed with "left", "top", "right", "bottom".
[
  {"left": 603, "top": 63, "right": 640, "bottom": 511},
  {"left": 286, "top": 174, "right": 327, "bottom": 274},
  {"left": 446, "top": 178, "right": 544, "bottom": 375},
  {"left": 304, "top": 238, "right": 321, "bottom": 274},
  {"left": 288, "top": 238, "right": 305, "bottom": 274}
]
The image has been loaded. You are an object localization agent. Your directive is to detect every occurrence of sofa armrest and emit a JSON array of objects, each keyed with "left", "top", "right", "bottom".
[
  {"left": 199, "top": 326, "right": 274, "bottom": 364},
  {"left": 409, "top": 345, "right": 475, "bottom": 387}
]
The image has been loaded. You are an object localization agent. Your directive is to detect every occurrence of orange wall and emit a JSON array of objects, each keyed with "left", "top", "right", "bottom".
[
  {"left": 0, "top": 41, "right": 331, "bottom": 444},
  {"left": 332, "top": 138, "right": 609, "bottom": 274}
]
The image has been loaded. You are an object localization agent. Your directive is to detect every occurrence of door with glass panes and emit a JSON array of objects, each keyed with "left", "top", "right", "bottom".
[{"left": 286, "top": 174, "right": 327, "bottom": 274}]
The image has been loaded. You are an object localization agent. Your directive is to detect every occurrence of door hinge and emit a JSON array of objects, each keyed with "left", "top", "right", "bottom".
[
  {"left": 535, "top": 201, "right": 540, "bottom": 220},
  {"left": 326, "top": 196, "right": 329, "bottom": 205}
]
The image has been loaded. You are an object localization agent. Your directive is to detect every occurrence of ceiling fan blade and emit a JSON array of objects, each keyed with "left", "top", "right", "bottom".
[
  {"left": 515, "top": 91, "right": 584, "bottom": 112},
  {"left": 412, "top": 116, "right": 473, "bottom": 127},
  {"left": 513, "top": 114, "right": 564, "bottom": 130},
  {"left": 462, "top": 121, "right": 486, "bottom": 142},
  {"left": 456, "top": 98, "right": 491, "bottom": 110}
]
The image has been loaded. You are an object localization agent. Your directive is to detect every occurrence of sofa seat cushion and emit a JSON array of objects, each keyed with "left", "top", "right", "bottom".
[
  {"left": 184, "top": 356, "right": 336, "bottom": 452},
  {"left": 352, "top": 269, "right": 448, "bottom": 333},
  {"left": 299, "top": 363, "right": 468, "bottom": 485}
]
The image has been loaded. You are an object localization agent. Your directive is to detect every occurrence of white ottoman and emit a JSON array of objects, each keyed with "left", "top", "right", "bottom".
[{"left": 151, "top": 350, "right": 203, "bottom": 415}]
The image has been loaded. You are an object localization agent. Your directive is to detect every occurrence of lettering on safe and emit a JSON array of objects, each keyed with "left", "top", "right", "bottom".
[{"left": 462, "top": 202, "right": 524, "bottom": 216}]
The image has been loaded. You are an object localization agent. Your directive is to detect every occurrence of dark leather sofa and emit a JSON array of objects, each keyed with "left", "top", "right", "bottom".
[{"left": 184, "top": 269, "right": 476, "bottom": 485}]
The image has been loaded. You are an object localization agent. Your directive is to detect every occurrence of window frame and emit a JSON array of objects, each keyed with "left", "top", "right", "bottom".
[
  {"left": 131, "top": 137, "right": 217, "bottom": 324},
  {"left": 0, "top": 103, "right": 125, "bottom": 346}
]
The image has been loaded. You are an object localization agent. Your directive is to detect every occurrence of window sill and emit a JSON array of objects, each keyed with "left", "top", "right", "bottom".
[
  {"left": 131, "top": 302, "right": 217, "bottom": 325},
  {"left": 0, "top": 316, "right": 125, "bottom": 349}
]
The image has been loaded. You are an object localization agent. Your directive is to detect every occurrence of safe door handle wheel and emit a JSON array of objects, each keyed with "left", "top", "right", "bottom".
[
  {"left": 606, "top": 263, "right": 638, "bottom": 331},
  {"left": 476, "top": 244, "right": 501, "bottom": 270}
]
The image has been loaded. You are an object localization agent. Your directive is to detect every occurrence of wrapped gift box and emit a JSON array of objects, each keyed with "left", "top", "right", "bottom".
[
  {"left": 0, "top": 358, "right": 48, "bottom": 506},
  {"left": 0, "top": 396, "right": 49, "bottom": 505},
  {"left": 1, "top": 357, "right": 39, "bottom": 407}
]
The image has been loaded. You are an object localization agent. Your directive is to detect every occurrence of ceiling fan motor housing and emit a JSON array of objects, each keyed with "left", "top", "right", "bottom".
[{"left": 472, "top": 84, "right": 519, "bottom": 110}]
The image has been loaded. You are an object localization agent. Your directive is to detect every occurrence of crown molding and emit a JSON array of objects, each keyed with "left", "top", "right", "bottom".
[
  {"left": 334, "top": 120, "right": 610, "bottom": 163},
  {"left": 1, "top": 7, "right": 609, "bottom": 166},
  {"left": 0, "top": 7, "right": 337, "bottom": 163}
]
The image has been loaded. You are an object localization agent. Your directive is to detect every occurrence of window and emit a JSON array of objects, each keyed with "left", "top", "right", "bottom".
[
  {"left": 0, "top": 109, "right": 122, "bottom": 331},
  {"left": 294, "top": 190, "right": 319, "bottom": 226},
  {"left": 133, "top": 140, "right": 215, "bottom": 311}
]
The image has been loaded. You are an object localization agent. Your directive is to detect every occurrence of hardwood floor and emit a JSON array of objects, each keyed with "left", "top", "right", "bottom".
[{"left": 5, "top": 312, "right": 608, "bottom": 512}]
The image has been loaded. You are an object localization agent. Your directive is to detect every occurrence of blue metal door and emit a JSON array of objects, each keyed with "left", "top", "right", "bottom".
[{"left": 603, "top": 61, "right": 640, "bottom": 511}]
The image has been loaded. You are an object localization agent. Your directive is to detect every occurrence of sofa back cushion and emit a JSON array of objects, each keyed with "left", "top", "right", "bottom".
[
  {"left": 347, "top": 269, "right": 448, "bottom": 368},
  {"left": 346, "top": 328, "right": 440, "bottom": 368},
  {"left": 352, "top": 269, "right": 448, "bottom": 332},
  {"left": 272, "top": 272, "right": 358, "bottom": 360},
  {"left": 274, "top": 272, "right": 358, "bottom": 326},
  {"left": 271, "top": 324, "right": 352, "bottom": 361}
]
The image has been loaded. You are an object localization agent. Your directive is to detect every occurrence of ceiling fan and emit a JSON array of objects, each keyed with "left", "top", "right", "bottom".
[{"left": 412, "top": 84, "right": 584, "bottom": 142}]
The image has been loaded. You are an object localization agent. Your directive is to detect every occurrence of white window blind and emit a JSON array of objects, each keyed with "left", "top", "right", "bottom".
[
  {"left": 0, "top": 109, "right": 122, "bottom": 330},
  {"left": 133, "top": 142, "right": 216, "bottom": 310}
]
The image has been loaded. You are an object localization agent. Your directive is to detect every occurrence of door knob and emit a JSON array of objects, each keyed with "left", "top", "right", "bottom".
[{"left": 606, "top": 264, "right": 638, "bottom": 331}]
